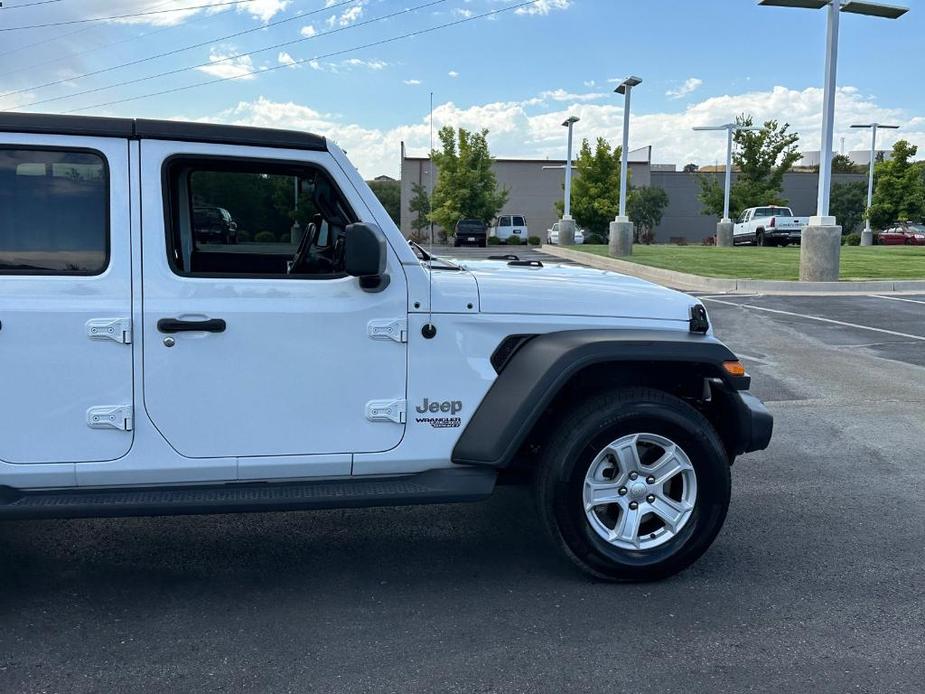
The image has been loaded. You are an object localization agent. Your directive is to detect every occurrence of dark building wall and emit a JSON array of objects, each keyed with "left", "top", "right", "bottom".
[{"left": 650, "top": 171, "right": 867, "bottom": 242}]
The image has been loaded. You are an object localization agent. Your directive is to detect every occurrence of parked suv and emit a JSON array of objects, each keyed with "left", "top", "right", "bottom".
[
  {"left": 490, "top": 214, "right": 528, "bottom": 242},
  {"left": 0, "top": 113, "right": 772, "bottom": 581},
  {"left": 193, "top": 205, "right": 238, "bottom": 244},
  {"left": 454, "top": 218, "right": 487, "bottom": 247}
]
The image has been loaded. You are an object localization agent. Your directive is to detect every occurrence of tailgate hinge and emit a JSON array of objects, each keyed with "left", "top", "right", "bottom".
[
  {"left": 366, "top": 399, "right": 406, "bottom": 424},
  {"left": 86, "top": 318, "right": 132, "bottom": 344},
  {"left": 367, "top": 318, "right": 407, "bottom": 343},
  {"left": 87, "top": 405, "right": 134, "bottom": 431}
]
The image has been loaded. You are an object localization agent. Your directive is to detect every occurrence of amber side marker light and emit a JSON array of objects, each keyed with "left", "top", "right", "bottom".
[{"left": 723, "top": 360, "right": 747, "bottom": 377}]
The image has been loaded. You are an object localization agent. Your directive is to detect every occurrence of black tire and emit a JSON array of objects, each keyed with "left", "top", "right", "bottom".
[
  {"left": 479, "top": 239, "right": 487, "bottom": 248},
  {"left": 756, "top": 231, "right": 766, "bottom": 247},
  {"left": 535, "top": 387, "right": 731, "bottom": 582}
]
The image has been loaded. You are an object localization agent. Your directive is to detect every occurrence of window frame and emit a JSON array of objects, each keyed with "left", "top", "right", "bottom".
[
  {"left": 161, "top": 153, "right": 357, "bottom": 281},
  {"left": 0, "top": 145, "right": 111, "bottom": 277}
]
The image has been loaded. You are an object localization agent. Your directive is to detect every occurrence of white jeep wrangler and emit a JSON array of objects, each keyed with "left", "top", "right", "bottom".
[{"left": 0, "top": 114, "right": 772, "bottom": 581}]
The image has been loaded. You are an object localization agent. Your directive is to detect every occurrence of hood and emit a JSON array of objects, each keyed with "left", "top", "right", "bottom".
[{"left": 455, "top": 258, "right": 697, "bottom": 322}]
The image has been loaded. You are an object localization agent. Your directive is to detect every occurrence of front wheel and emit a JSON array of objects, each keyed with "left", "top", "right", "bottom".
[{"left": 535, "top": 387, "right": 731, "bottom": 581}]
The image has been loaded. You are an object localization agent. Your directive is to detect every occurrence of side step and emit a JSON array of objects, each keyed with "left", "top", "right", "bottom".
[{"left": 0, "top": 468, "right": 497, "bottom": 521}]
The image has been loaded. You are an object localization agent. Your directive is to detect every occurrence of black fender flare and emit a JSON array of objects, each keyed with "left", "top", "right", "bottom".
[{"left": 451, "top": 329, "right": 761, "bottom": 468}]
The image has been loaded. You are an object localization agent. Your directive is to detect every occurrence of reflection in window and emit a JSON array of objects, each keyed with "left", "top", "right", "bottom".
[{"left": 0, "top": 149, "right": 107, "bottom": 274}]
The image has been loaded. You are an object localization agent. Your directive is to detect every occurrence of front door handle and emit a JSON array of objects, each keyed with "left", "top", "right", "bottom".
[{"left": 157, "top": 318, "right": 226, "bottom": 333}]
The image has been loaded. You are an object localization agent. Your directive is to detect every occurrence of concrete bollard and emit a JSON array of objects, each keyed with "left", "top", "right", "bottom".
[
  {"left": 558, "top": 217, "right": 576, "bottom": 246},
  {"left": 716, "top": 220, "right": 734, "bottom": 248},
  {"left": 609, "top": 217, "right": 634, "bottom": 257},
  {"left": 860, "top": 229, "right": 874, "bottom": 246},
  {"left": 800, "top": 217, "right": 842, "bottom": 282}
]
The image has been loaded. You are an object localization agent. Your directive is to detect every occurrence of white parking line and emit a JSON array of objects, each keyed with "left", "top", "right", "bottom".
[
  {"left": 702, "top": 297, "right": 925, "bottom": 342},
  {"left": 871, "top": 295, "right": 925, "bottom": 306}
]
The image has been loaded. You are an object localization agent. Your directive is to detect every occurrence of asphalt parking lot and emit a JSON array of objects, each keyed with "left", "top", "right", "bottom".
[{"left": 1, "top": 280, "right": 923, "bottom": 692}]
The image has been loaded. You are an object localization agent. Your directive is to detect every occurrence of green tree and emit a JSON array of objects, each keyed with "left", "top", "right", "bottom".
[
  {"left": 555, "top": 137, "right": 624, "bottom": 235},
  {"left": 831, "top": 153, "right": 861, "bottom": 174},
  {"left": 626, "top": 186, "right": 670, "bottom": 243},
  {"left": 429, "top": 127, "right": 508, "bottom": 233},
  {"left": 408, "top": 182, "right": 432, "bottom": 242},
  {"left": 698, "top": 115, "right": 801, "bottom": 219},
  {"left": 829, "top": 181, "right": 867, "bottom": 234},
  {"left": 867, "top": 140, "right": 925, "bottom": 230},
  {"left": 367, "top": 179, "right": 401, "bottom": 226}
]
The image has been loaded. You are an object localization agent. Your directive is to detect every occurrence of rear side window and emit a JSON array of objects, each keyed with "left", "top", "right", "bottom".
[{"left": 0, "top": 148, "right": 108, "bottom": 274}]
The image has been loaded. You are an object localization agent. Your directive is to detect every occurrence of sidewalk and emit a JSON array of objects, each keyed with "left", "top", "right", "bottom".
[{"left": 539, "top": 245, "right": 925, "bottom": 295}]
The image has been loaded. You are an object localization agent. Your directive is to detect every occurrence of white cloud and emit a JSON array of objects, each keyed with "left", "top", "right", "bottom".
[
  {"left": 300, "top": 24, "right": 317, "bottom": 37},
  {"left": 539, "top": 89, "right": 607, "bottom": 103},
  {"left": 278, "top": 52, "right": 298, "bottom": 68},
  {"left": 195, "top": 48, "right": 259, "bottom": 80},
  {"left": 100, "top": 0, "right": 290, "bottom": 27},
  {"left": 515, "top": 0, "right": 571, "bottom": 16},
  {"left": 192, "top": 86, "right": 925, "bottom": 179},
  {"left": 448, "top": 70, "right": 460, "bottom": 78},
  {"left": 666, "top": 77, "right": 704, "bottom": 100},
  {"left": 343, "top": 58, "right": 387, "bottom": 70},
  {"left": 326, "top": 0, "right": 366, "bottom": 27},
  {"left": 452, "top": 8, "right": 473, "bottom": 18},
  {"left": 404, "top": 79, "right": 422, "bottom": 85}
]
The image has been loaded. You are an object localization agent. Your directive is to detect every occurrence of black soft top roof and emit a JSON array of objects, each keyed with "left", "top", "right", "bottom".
[{"left": 0, "top": 112, "right": 327, "bottom": 151}]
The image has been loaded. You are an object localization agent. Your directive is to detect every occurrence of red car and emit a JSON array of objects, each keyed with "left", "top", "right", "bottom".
[{"left": 877, "top": 222, "right": 925, "bottom": 245}]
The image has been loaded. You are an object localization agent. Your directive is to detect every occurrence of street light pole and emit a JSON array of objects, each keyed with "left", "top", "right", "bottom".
[
  {"left": 851, "top": 122, "right": 899, "bottom": 245},
  {"left": 758, "top": 0, "right": 908, "bottom": 281},
  {"left": 563, "top": 116, "right": 579, "bottom": 220},
  {"left": 610, "top": 76, "right": 641, "bottom": 257},
  {"left": 693, "top": 122, "right": 761, "bottom": 245}
]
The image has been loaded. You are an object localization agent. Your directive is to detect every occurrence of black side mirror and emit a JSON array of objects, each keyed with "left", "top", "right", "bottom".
[{"left": 344, "top": 222, "right": 389, "bottom": 291}]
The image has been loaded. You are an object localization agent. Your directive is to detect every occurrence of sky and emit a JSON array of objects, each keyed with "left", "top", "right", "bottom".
[{"left": 0, "top": 0, "right": 922, "bottom": 178}]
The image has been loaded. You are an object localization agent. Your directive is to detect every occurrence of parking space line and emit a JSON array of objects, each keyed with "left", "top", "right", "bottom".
[
  {"left": 871, "top": 295, "right": 925, "bottom": 306},
  {"left": 702, "top": 297, "right": 925, "bottom": 342}
]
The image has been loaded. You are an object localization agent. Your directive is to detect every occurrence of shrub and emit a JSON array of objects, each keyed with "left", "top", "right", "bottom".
[
  {"left": 487, "top": 236, "right": 502, "bottom": 245},
  {"left": 236, "top": 229, "right": 252, "bottom": 242},
  {"left": 584, "top": 233, "right": 606, "bottom": 245},
  {"left": 506, "top": 236, "right": 522, "bottom": 245},
  {"left": 254, "top": 231, "right": 276, "bottom": 243},
  {"left": 844, "top": 233, "right": 861, "bottom": 246},
  {"left": 527, "top": 235, "right": 541, "bottom": 246}
]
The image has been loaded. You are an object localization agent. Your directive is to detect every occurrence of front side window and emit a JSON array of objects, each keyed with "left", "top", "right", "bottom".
[
  {"left": 165, "top": 159, "right": 354, "bottom": 278},
  {"left": 0, "top": 148, "right": 108, "bottom": 274}
]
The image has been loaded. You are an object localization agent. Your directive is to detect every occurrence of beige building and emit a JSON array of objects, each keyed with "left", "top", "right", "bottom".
[{"left": 399, "top": 143, "right": 653, "bottom": 239}]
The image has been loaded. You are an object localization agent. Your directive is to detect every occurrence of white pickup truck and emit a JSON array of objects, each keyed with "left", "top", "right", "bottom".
[
  {"left": 733, "top": 206, "right": 808, "bottom": 247},
  {"left": 0, "top": 112, "right": 772, "bottom": 581}
]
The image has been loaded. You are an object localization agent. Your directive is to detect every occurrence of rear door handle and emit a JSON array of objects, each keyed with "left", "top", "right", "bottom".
[{"left": 157, "top": 318, "right": 226, "bottom": 333}]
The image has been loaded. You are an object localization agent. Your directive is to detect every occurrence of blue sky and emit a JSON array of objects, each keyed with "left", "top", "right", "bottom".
[{"left": 1, "top": 0, "right": 922, "bottom": 176}]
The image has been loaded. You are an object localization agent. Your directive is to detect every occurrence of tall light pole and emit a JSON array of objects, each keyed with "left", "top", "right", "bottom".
[
  {"left": 562, "top": 116, "right": 579, "bottom": 220},
  {"left": 693, "top": 122, "right": 761, "bottom": 246},
  {"left": 610, "top": 75, "right": 641, "bottom": 257},
  {"left": 851, "top": 122, "right": 899, "bottom": 245},
  {"left": 758, "top": 0, "right": 908, "bottom": 281}
]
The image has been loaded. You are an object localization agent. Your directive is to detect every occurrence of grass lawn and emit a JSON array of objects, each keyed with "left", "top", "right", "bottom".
[{"left": 575, "top": 244, "right": 925, "bottom": 281}]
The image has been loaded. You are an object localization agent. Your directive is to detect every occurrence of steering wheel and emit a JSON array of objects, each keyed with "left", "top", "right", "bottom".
[{"left": 288, "top": 221, "right": 317, "bottom": 274}]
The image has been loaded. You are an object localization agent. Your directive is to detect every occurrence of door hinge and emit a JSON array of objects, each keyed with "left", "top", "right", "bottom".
[
  {"left": 86, "top": 318, "right": 132, "bottom": 344},
  {"left": 366, "top": 399, "right": 406, "bottom": 424},
  {"left": 87, "top": 405, "right": 134, "bottom": 431},
  {"left": 367, "top": 318, "right": 407, "bottom": 343}
]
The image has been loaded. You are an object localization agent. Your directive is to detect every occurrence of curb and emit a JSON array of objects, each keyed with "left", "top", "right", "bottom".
[{"left": 538, "top": 246, "right": 925, "bottom": 295}]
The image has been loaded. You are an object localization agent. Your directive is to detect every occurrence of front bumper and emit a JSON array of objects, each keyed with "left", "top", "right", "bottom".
[{"left": 734, "top": 391, "right": 773, "bottom": 454}]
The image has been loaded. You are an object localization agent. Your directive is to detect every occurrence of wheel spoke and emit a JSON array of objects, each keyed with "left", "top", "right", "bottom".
[
  {"left": 611, "top": 435, "right": 641, "bottom": 474},
  {"left": 646, "top": 446, "right": 686, "bottom": 484},
  {"left": 650, "top": 495, "right": 688, "bottom": 532},
  {"left": 613, "top": 503, "right": 642, "bottom": 547},
  {"left": 584, "top": 481, "right": 624, "bottom": 510}
]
